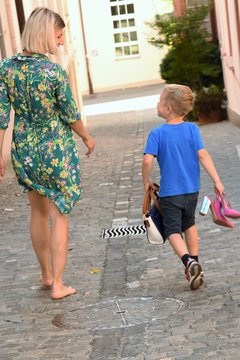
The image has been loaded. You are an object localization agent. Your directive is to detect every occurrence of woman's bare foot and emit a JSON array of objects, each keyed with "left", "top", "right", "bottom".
[
  {"left": 51, "top": 285, "right": 77, "bottom": 300},
  {"left": 40, "top": 275, "right": 53, "bottom": 289}
]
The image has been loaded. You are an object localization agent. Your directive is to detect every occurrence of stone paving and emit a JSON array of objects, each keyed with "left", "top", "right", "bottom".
[{"left": 1, "top": 91, "right": 240, "bottom": 359}]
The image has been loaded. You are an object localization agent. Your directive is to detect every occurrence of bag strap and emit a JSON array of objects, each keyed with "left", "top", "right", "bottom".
[
  {"left": 150, "top": 184, "right": 162, "bottom": 213},
  {"left": 142, "top": 186, "right": 151, "bottom": 215},
  {"left": 142, "top": 183, "right": 162, "bottom": 215}
]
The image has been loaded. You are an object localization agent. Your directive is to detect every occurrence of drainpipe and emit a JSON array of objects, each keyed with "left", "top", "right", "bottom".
[
  {"left": 0, "top": 17, "right": 6, "bottom": 58},
  {"left": 78, "top": 0, "right": 94, "bottom": 95},
  {"left": 173, "top": 0, "right": 186, "bottom": 17}
]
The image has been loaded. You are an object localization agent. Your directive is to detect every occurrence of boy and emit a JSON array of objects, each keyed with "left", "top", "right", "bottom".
[{"left": 142, "top": 84, "right": 224, "bottom": 290}]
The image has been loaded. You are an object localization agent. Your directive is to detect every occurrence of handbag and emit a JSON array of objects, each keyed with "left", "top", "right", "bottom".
[{"left": 142, "top": 183, "right": 166, "bottom": 245}]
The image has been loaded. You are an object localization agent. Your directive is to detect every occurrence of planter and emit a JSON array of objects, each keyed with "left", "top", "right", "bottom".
[
  {"left": 194, "top": 85, "right": 227, "bottom": 125},
  {"left": 198, "top": 109, "right": 223, "bottom": 125}
]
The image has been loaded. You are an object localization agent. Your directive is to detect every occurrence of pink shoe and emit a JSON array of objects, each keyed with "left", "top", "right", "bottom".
[
  {"left": 208, "top": 196, "right": 235, "bottom": 228},
  {"left": 221, "top": 193, "right": 240, "bottom": 219}
]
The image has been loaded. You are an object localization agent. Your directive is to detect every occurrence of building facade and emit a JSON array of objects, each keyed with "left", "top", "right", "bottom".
[
  {"left": 214, "top": 0, "right": 240, "bottom": 127},
  {"left": 0, "top": 0, "right": 172, "bottom": 94},
  {"left": 78, "top": 0, "right": 172, "bottom": 94},
  {"left": 0, "top": 0, "right": 172, "bottom": 166},
  {"left": 173, "top": 0, "right": 240, "bottom": 127}
]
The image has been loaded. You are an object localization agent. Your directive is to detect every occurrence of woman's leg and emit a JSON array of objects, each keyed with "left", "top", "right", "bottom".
[
  {"left": 48, "top": 201, "right": 76, "bottom": 300},
  {"left": 28, "top": 191, "right": 52, "bottom": 287}
]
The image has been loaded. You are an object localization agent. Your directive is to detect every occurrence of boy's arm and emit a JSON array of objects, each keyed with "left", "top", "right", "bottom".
[
  {"left": 142, "top": 154, "right": 155, "bottom": 193},
  {"left": 198, "top": 148, "right": 224, "bottom": 194}
]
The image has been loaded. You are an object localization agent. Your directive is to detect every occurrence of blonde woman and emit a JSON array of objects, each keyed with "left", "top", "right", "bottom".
[{"left": 0, "top": 8, "right": 95, "bottom": 299}]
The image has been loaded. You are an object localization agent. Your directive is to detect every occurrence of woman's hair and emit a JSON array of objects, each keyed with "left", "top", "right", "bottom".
[
  {"left": 22, "top": 7, "right": 65, "bottom": 54},
  {"left": 162, "top": 84, "right": 194, "bottom": 116}
]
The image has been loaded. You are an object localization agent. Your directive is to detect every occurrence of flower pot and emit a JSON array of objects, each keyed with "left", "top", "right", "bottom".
[{"left": 198, "top": 109, "right": 222, "bottom": 125}]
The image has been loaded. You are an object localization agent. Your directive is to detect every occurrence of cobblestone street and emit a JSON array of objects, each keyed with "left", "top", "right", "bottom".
[{"left": 1, "top": 86, "right": 240, "bottom": 359}]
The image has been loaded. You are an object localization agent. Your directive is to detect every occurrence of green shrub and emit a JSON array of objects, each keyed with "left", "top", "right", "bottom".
[
  {"left": 194, "top": 85, "right": 226, "bottom": 117},
  {"left": 160, "top": 42, "right": 223, "bottom": 90},
  {"left": 147, "top": 2, "right": 224, "bottom": 91}
]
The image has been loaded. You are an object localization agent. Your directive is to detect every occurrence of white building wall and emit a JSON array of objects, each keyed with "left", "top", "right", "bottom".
[
  {"left": 214, "top": 0, "right": 240, "bottom": 126},
  {"left": 80, "top": 0, "right": 172, "bottom": 93}
]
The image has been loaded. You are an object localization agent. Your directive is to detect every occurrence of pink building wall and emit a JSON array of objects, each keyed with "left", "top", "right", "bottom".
[{"left": 214, "top": 0, "right": 240, "bottom": 127}]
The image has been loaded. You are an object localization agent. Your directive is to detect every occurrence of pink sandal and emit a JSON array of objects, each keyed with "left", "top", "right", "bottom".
[
  {"left": 221, "top": 193, "right": 240, "bottom": 219},
  {"left": 208, "top": 196, "right": 235, "bottom": 228}
]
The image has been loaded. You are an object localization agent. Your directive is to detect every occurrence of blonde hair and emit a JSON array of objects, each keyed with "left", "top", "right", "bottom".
[
  {"left": 162, "top": 84, "right": 194, "bottom": 116},
  {"left": 22, "top": 7, "right": 65, "bottom": 55}
]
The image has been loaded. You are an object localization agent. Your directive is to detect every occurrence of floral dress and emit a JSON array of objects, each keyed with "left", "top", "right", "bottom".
[{"left": 0, "top": 53, "right": 82, "bottom": 215}]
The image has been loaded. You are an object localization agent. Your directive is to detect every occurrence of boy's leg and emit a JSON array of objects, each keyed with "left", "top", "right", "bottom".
[
  {"left": 184, "top": 224, "right": 198, "bottom": 258},
  {"left": 161, "top": 194, "right": 203, "bottom": 290},
  {"left": 160, "top": 195, "right": 192, "bottom": 260},
  {"left": 168, "top": 233, "right": 189, "bottom": 258},
  {"left": 168, "top": 232, "right": 203, "bottom": 290}
]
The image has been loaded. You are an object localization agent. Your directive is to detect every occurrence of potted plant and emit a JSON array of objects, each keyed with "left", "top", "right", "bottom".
[{"left": 194, "top": 85, "right": 226, "bottom": 125}]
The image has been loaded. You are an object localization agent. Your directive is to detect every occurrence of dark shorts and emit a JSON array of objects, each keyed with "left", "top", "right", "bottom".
[{"left": 159, "top": 192, "right": 199, "bottom": 239}]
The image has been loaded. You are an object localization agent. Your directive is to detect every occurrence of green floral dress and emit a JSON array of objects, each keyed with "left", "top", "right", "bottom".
[{"left": 0, "top": 53, "right": 82, "bottom": 215}]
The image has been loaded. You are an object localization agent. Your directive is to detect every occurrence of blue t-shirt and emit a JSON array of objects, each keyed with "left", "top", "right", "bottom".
[{"left": 144, "top": 122, "right": 204, "bottom": 197}]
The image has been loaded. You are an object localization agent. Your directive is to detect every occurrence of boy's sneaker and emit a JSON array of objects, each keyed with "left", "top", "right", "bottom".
[{"left": 185, "top": 259, "right": 204, "bottom": 290}]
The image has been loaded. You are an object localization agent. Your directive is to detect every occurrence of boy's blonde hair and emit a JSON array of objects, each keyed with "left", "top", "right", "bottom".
[
  {"left": 22, "top": 7, "right": 65, "bottom": 55},
  {"left": 162, "top": 84, "right": 194, "bottom": 116}
]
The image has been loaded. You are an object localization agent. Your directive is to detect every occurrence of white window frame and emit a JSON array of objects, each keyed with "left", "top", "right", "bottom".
[{"left": 110, "top": 0, "right": 140, "bottom": 59}]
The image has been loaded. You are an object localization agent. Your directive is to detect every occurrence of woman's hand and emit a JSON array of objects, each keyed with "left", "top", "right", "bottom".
[
  {"left": 83, "top": 136, "right": 95, "bottom": 156},
  {"left": 0, "top": 154, "right": 5, "bottom": 180},
  {"left": 69, "top": 120, "right": 95, "bottom": 156}
]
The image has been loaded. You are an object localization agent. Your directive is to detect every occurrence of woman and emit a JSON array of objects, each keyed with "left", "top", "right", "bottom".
[{"left": 0, "top": 8, "right": 95, "bottom": 299}]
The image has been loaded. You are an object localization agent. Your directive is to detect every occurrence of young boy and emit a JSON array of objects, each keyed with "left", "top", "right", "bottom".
[{"left": 142, "top": 84, "right": 224, "bottom": 290}]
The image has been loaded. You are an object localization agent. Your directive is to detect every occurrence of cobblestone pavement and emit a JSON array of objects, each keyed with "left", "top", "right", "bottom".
[{"left": 1, "top": 89, "right": 240, "bottom": 359}]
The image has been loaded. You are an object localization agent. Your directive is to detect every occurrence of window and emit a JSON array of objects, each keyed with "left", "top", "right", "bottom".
[
  {"left": 110, "top": 0, "right": 139, "bottom": 58},
  {"left": 113, "top": 18, "right": 135, "bottom": 29},
  {"left": 111, "top": 3, "right": 135, "bottom": 16}
]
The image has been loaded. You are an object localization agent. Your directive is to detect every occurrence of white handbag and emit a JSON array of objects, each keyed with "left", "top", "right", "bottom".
[{"left": 142, "top": 183, "right": 165, "bottom": 245}]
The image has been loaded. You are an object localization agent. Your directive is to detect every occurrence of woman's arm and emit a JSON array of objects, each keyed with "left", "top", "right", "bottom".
[
  {"left": 70, "top": 120, "right": 95, "bottom": 156},
  {"left": 54, "top": 66, "right": 95, "bottom": 156},
  {"left": 0, "top": 129, "right": 5, "bottom": 179}
]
